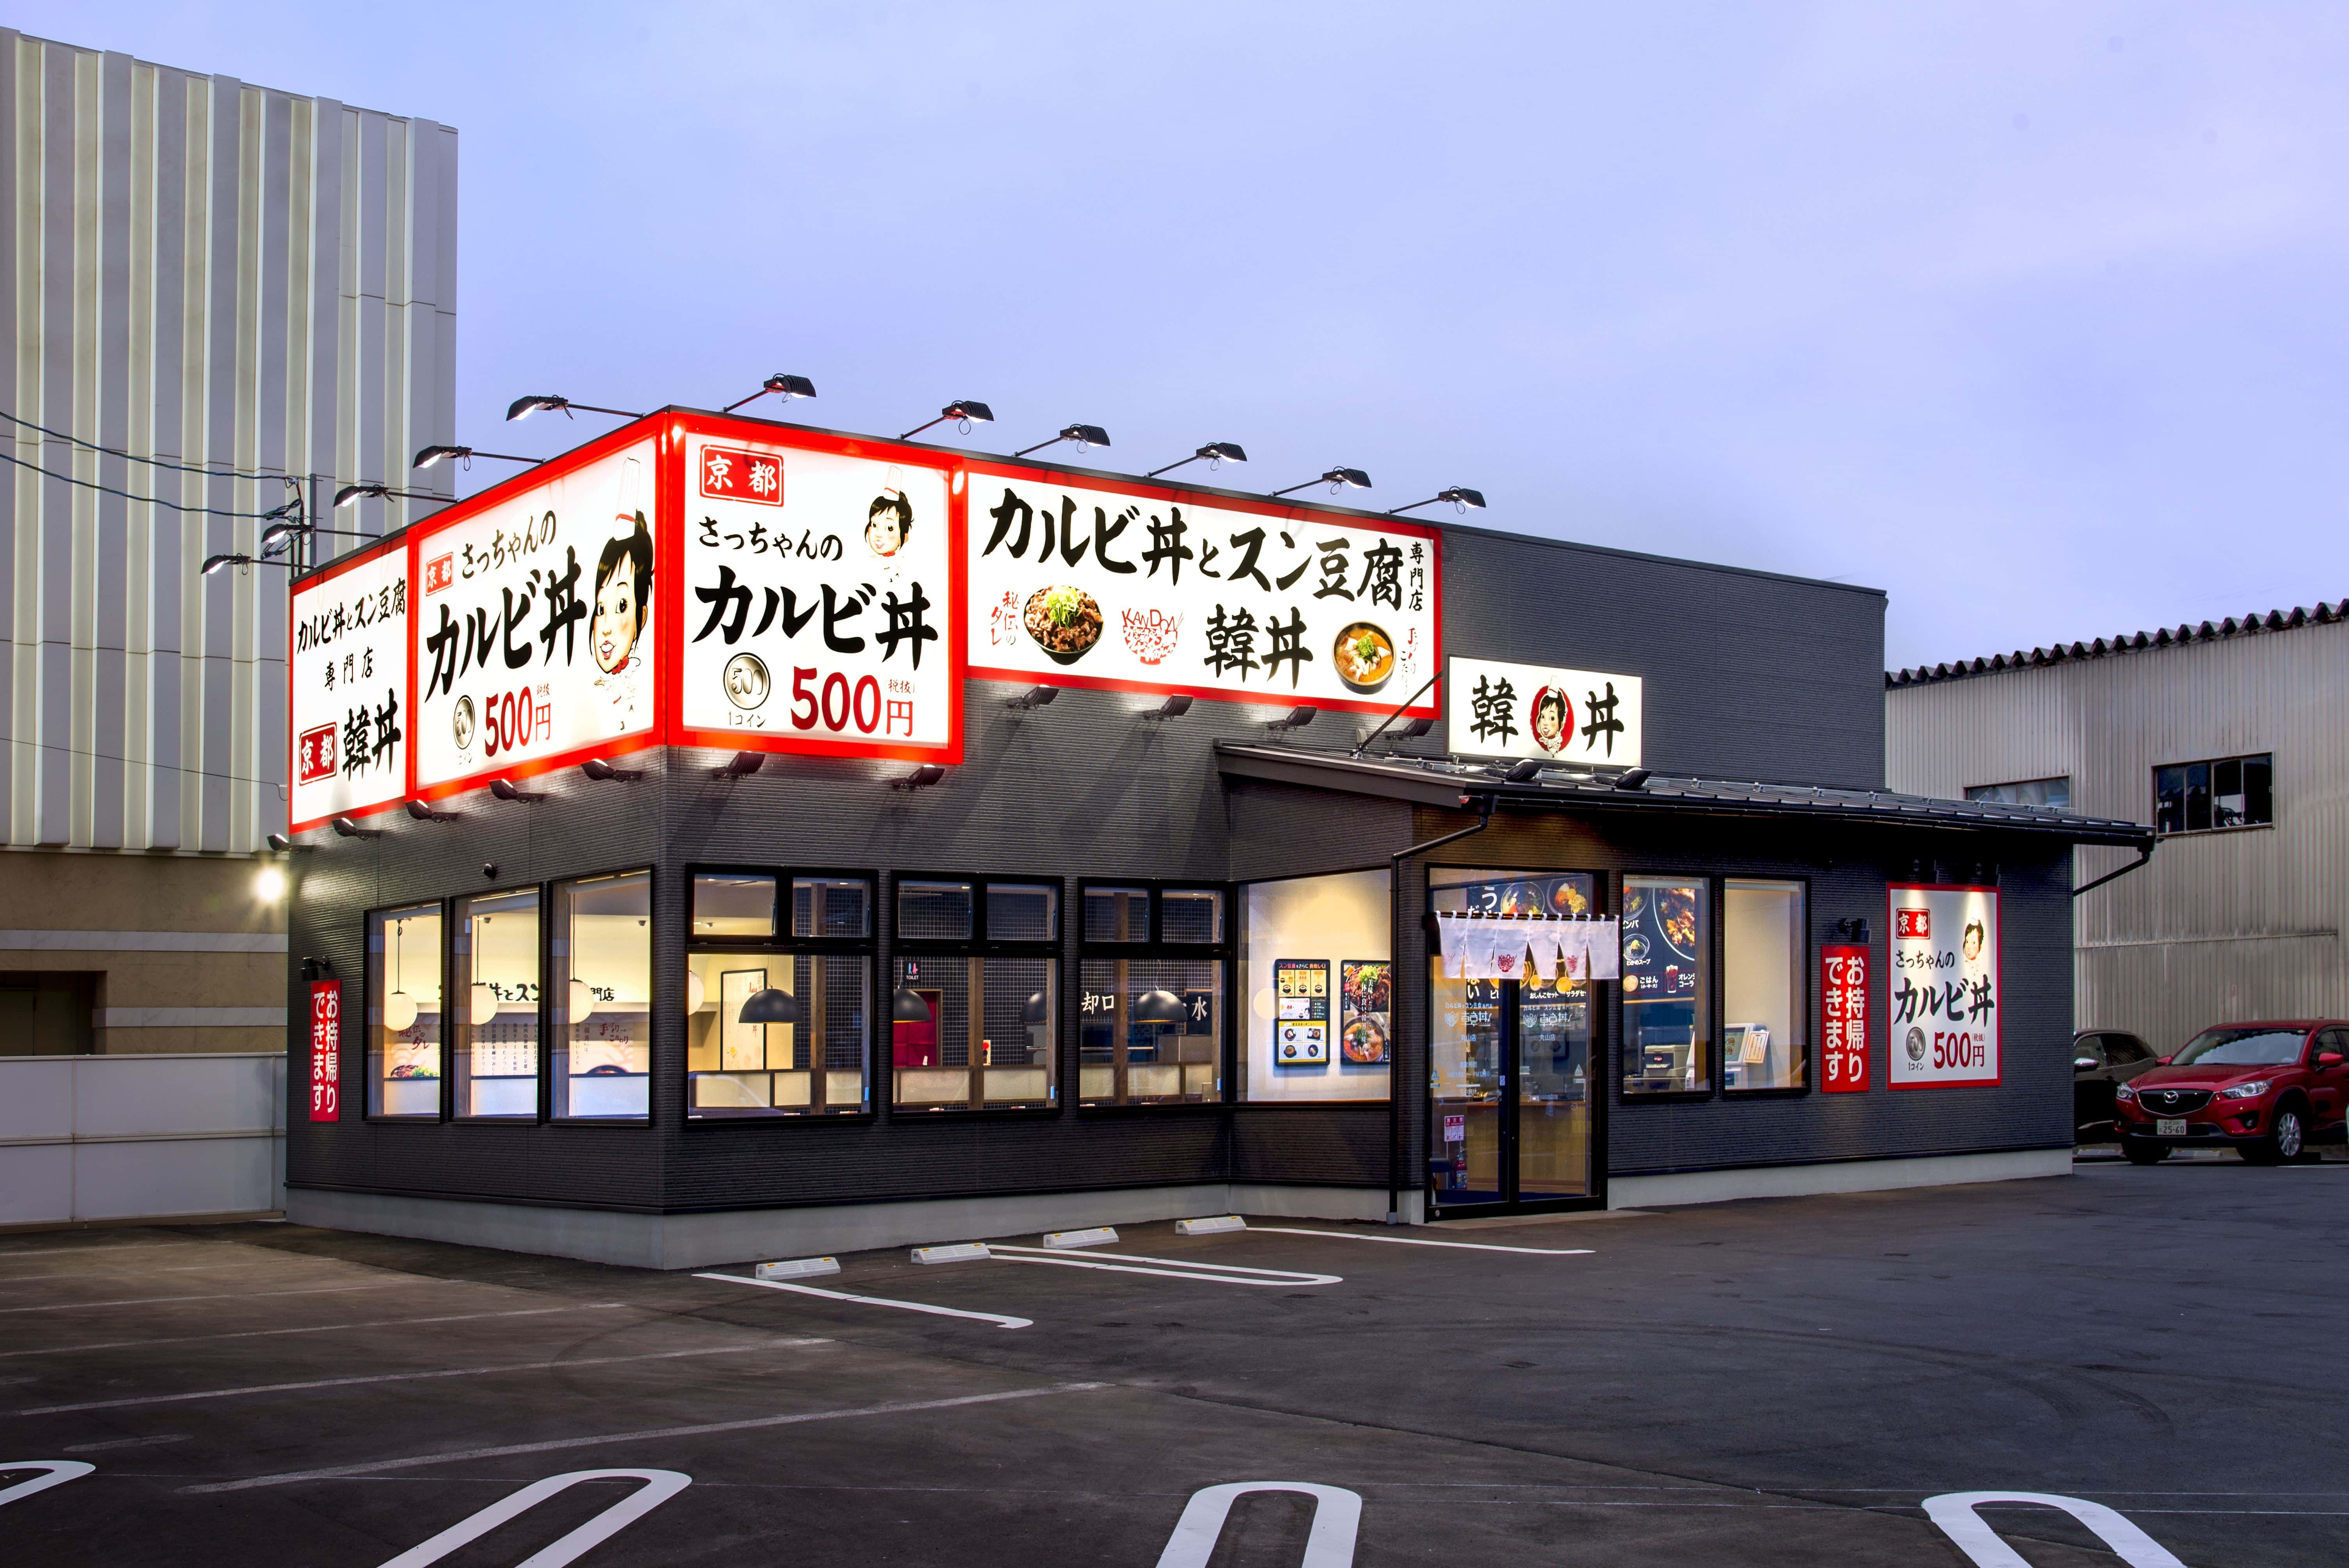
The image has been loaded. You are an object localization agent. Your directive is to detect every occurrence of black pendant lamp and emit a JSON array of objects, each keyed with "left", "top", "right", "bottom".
[
  {"left": 1022, "top": 990, "right": 1052, "bottom": 1025},
  {"left": 738, "top": 989, "right": 804, "bottom": 1025},
  {"left": 1132, "top": 988, "right": 1187, "bottom": 1026},
  {"left": 891, "top": 982, "right": 934, "bottom": 1023}
]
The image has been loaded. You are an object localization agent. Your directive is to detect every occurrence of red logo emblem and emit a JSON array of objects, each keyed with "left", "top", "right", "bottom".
[
  {"left": 425, "top": 554, "right": 454, "bottom": 594},
  {"left": 699, "top": 445, "right": 782, "bottom": 506},
  {"left": 297, "top": 723, "right": 337, "bottom": 783},
  {"left": 1895, "top": 907, "right": 1930, "bottom": 940}
]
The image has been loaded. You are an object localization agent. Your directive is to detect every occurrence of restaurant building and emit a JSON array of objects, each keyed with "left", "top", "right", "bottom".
[{"left": 282, "top": 408, "right": 2146, "bottom": 1267}]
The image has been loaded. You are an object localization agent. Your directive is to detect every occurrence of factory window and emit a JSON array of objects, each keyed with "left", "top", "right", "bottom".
[
  {"left": 2154, "top": 754, "right": 2272, "bottom": 835},
  {"left": 687, "top": 871, "right": 872, "bottom": 1117},
  {"left": 890, "top": 877, "right": 1059, "bottom": 1112},
  {"left": 1964, "top": 777, "right": 2070, "bottom": 811}
]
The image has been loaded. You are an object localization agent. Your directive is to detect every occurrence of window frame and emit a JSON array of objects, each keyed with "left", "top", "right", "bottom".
[
  {"left": 549, "top": 864, "right": 659, "bottom": 1125},
  {"left": 1237, "top": 862, "right": 1399, "bottom": 1108},
  {"left": 449, "top": 881, "right": 551, "bottom": 1125},
  {"left": 2152, "top": 752, "right": 2274, "bottom": 837},
  {"left": 684, "top": 864, "right": 879, "bottom": 1124},
  {"left": 1719, "top": 874, "right": 1813, "bottom": 1098},
  {"left": 364, "top": 895, "right": 451, "bottom": 1123},
  {"left": 1616, "top": 871, "right": 1719, "bottom": 1103},
  {"left": 1076, "top": 878, "right": 1234, "bottom": 1111},
  {"left": 888, "top": 871, "right": 1065, "bottom": 1116}
]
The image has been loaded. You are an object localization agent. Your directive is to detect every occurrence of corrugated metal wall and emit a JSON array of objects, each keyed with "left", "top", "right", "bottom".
[
  {"left": 1887, "top": 621, "right": 2349, "bottom": 1051},
  {"left": 0, "top": 29, "right": 456, "bottom": 853}
]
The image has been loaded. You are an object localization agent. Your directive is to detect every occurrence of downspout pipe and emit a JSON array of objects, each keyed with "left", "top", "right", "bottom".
[
  {"left": 2072, "top": 839, "right": 2155, "bottom": 900},
  {"left": 1388, "top": 793, "right": 1497, "bottom": 1224}
]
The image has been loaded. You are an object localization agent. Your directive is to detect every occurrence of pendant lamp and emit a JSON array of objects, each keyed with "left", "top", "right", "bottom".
[
  {"left": 1022, "top": 990, "right": 1051, "bottom": 1024},
  {"left": 469, "top": 982, "right": 499, "bottom": 1027},
  {"left": 1132, "top": 988, "right": 1188, "bottom": 1026},
  {"left": 686, "top": 968, "right": 708, "bottom": 1014},
  {"left": 568, "top": 979, "right": 599, "bottom": 1022},
  {"left": 891, "top": 983, "right": 934, "bottom": 1023},
  {"left": 739, "top": 988, "right": 804, "bottom": 1025},
  {"left": 383, "top": 991, "right": 419, "bottom": 1032}
]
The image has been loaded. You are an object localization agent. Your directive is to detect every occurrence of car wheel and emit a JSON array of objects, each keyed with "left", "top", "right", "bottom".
[
  {"left": 2245, "top": 1105, "right": 2305, "bottom": 1166},
  {"left": 2121, "top": 1137, "right": 2169, "bottom": 1166}
]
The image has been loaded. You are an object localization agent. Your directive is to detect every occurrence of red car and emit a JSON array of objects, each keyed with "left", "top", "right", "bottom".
[{"left": 2114, "top": 1020, "right": 2349, "bottom": 1165}]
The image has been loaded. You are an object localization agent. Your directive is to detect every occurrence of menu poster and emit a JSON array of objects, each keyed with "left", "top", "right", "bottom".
[
  {"left": 1272, "top": 958, "right": 1331, "bottom": 1067},
  {"left": 1887, "top": 884, "right": 2000, "bottom": 1089},
  {"left": 308, "top": 980, "right": 341, "bottom": 1121},
  {"left": 1340, "top": 960, "right": 1391, "bottom": 1066},
  {"left": 1821, "top": 943, "right": 1870, "bottom": 1092},
  {"left": 1620, "top": 883, "right": 1700, "bottom": 1001}
]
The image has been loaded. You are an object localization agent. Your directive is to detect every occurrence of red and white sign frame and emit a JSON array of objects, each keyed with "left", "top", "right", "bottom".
[
  {"left": 308, "top": 979, "right": 342, "bottom": 1121},
  {"left": 1820, "top": 942, "right": 1869, "bottom": 1092},
  {"left": 285, "top": 532, "right": 413, "bottom": 834},
  {"left": 1885, "top": 882, "right": 2003, "bottom": 1090}
]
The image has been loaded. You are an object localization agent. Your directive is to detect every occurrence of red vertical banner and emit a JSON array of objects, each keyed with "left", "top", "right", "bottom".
[
  {"left": 1821, "top": 944, "right": 1869, "bottom": 1092},
  {"left": 308, "top": 980, "right": 342, "bottom": 1121}
]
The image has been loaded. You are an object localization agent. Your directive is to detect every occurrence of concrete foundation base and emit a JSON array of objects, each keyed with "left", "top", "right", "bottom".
[
  {"left": 1608, "top": 1146, "right": 2071, "bottom": 1209},
  {"left": 285, "top": 1181, "right": 1418, "bottom": 1271}
]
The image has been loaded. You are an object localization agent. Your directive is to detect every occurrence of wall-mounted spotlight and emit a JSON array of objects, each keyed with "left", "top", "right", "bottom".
[
  {"left": 890, "top": 764, "right": 947, "bottom": 791},
  {"left": 1148, "top": 442, "right": 1246, "bottom": 479},
  {"left": 413, "top": 444, "right": 536, "bottom": 472},
  {"left": 581, "top": 757, "right": 641, "bottom": 783},
  {"left": 489, "top": 779, "right": 542, "bottom": 802},
  {"left": 1834, "top": 917, "right": 1872, "bottom": 944},
  {"left": 1271, "top": 467, "right": 1372, "bottom": 499},
  {"left": 264, "top": 832, "right": 315, "bottom": 853},
  {"left": 1504, "top": 759, "right": 1545, "bottom": 783},
  {"left": 504, "top": 394, "right": 643, "bottom": 422},
  {"left": 1004, "top": 685, "right": 1060, "bottom": 711},
  {"left": 1142, "top": 693, "right": 1194, "bottom": 721},
  {"left": 1392, "top": 716, "right": 1435, "bottom": 739},
  {"left": 722, "top": 373, "right": 818, "bottom": 415},
  {"left": 199, "top": 552, "right": 290, "bottom": 577},
  {"left": 1266, "top": 705, "right": 1318, "bottom": 734},
  {"left": 406, "top": 799, "right": 462, "bottom": 822},
  {"left": 330, "top": 815, "right": 380, "bottom": 839},
  {"left": 900, "top": 400, "right": 994, "bottom": 441},
  {"left": 1389, "top": 486, "right": 1486, "bottom": 517},
  {"left": 711, "top": 752, "right": 766, "bottom": 779},
  {"left": 1614, "top": 768, "right": 1650, "bottom": 791},
  {"left": 332, "top": 480, "right": 444, "bottom": 510},
  {"left": 1014, "top": 423, "right": 1111, "bottom": 459}
]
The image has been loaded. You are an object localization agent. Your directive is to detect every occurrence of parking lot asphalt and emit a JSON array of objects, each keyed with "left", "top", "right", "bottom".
[{"left": 0, "top": 1161, "right": 2341, "bottom": 1566}]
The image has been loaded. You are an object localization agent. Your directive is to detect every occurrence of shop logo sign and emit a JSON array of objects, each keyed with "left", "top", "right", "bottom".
[
  {"left": 424, "top": 552, "right": 455, "bottom": 594},
  {"left": 1906, "top": 1025, "right": 1928, "bottom": 1063},
  {"left": 296, "top": 723, "right": 337, "bottom": 783},
  {"left": 1895, "top": 907, "right": 1930, "bottom": 939},
  {"left": 699, "top": 444, "right": 782, "bottom": 506}
]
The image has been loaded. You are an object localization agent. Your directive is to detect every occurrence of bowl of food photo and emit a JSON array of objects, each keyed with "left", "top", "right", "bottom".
[
  {"left": 1332, "top": 622, "right": 1396, "bottom": 694},
  {"left": 1025, "top": 585, "right": 1104, "bottom": 665}
]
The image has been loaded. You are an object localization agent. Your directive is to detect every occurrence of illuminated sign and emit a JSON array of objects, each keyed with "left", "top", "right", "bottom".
[
  {"left": 287, "top": 539, "right": 410, "bottom": 832},
  {"left": 1445, "top": 656, "right": 1642, "bottom": 767},
  {"left": 1886, "top": 884, "right": 2000, "bottom": 1089}
]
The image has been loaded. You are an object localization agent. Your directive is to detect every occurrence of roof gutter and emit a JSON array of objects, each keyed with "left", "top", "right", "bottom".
[{"left": 1388, "top": 793, "right": 1497, "bottom": 1226}]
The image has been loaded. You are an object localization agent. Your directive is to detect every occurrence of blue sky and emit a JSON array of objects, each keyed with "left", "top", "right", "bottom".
[{"left": 41, "top": 2, "right": 2349, "bottom": 668}]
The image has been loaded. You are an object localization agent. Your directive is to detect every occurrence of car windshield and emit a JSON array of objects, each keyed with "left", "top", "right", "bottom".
[{"left": 2172, "top": 1028, "right": 2306, "bottom": 1067}]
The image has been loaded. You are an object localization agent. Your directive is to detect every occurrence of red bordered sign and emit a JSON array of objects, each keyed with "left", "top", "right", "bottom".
[
  {"left": 308, "top": 980, "right": 342, "bottom": 1121},
  {"left": 1820, "top": 943, "right": 1869, "bottom": 1092}
]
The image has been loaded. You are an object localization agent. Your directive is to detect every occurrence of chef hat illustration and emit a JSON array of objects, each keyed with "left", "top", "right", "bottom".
[{"left": 610, "top": 457, "right": 645, "bottom": 540}]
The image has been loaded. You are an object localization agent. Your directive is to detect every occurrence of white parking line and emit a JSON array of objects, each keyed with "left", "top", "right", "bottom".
[
  {"left": 1250, "top": 1226, "right": 1594, "bottom": 1256},
  {"left": 182, "top": 1383, "right": 1109, "bottom": 1493},
  {"left": 0, "top": 1302, "right": 636, "bottom": 1360},
  {"left": 693, "top": 1271, "right": 1032, "bottom": 1328},
  {"left": 11, "top": 1340, "right": 822, "bottom": 1416},
  {"left": 0, "top": 1281, "right": 414, "bottom": 1315},
  {"left": 987, "top": 1245, "right": 1341, "bottom": 1287},
  {"left": 0, "top": 1461, "right": 94, "bottom": 1508},
  {"left": 0, "top": 1242, "right": 219, "bottom": 1262},
  {"left": 0, "top": 1262, "right": 260, "bottom": 1285}
]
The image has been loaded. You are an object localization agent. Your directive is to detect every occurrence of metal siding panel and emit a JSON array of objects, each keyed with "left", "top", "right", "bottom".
[
  {"left": 36, "top": 41, "right": 75, "bottom": 845},
  {"left": 354, "top": 111, "right": 385, "bottom": 542},
  {"left": 197, "top": 73, "right": 240, "bottom": 852},
  {"left": 0, "top": 30, "right": 18, "bottom": 837},
  {"left": 144, "top": 66, "right": 188, "bottom": 849},
  {"left": 89, "top": 50, "right": 135, "bottom": 848}
]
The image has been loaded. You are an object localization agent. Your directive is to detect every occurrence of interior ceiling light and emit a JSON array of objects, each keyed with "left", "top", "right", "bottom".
[{"left": 738, "top": 988, "right": 805, "bottom": 1025}]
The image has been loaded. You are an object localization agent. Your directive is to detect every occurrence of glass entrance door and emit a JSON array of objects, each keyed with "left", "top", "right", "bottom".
[{"left": 1428, "top": 870, "right": 1603, "bottom": 1215}]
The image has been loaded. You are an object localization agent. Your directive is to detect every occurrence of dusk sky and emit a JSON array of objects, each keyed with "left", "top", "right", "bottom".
[{"left": 41, "top": 2, "right": 2349, "bottom": 670}]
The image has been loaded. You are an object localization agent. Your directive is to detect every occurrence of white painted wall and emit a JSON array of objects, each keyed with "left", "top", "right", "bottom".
[{"left": 0, "top": 1051, "right": 284, "bottom": 1224}]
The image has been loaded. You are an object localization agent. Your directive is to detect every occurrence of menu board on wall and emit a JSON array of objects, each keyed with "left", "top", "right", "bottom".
[
  {"left": 1340, "top": 960, "right": 1390, "bottom": 1066},
  {"left": 965, "top": 467, "right": 1440, "bottom": 714},
  {"left": 675, "top": 423, "right": 960, "bottom": 761},
  {"left": 287, "top": 540, "right": 410, "bottom": 832},
  {"left": 1446, "top": 656, "right": 1642, "bottom": 767},
  {"left": 1887, "top": 884, "right": 2000, "bottom": 1089},
  {"left": 412, "top": 438, "right": 660, "bottom": 792},
  {"left": 1272, "top": 958, "right": 1331, "bottom": 1066}
]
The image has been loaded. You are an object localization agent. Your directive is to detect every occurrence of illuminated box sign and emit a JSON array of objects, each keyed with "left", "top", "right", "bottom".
[
  {"left": 963, "top": 465, "right": 1440, "bottom": 715},
  {"left": 1820, "top": 944, "right": 1869, "bottom": 1092},
  {"left": 308, "top": 980, "right": 342, "bottom": 1121},
  {"left": 286, "top": 539, "right": 411, "bottom": 832},
  {"left": 1887, "top": 884, "right": 2000, "bottom": 1089},
  {"left": 1445, "top": 656, "right": 1642, "bottom": 767}
]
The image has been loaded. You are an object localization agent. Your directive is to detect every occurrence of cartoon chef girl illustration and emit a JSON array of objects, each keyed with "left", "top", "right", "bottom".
[
  {"left": 866, "top": 469, "right": 914, "bottom": 559},
  {"left": 591, "top": 459, "right": 653, "bottom": 733},
  {"left": 1530, "top": 686, "right": 1572, "bottom": 755}
]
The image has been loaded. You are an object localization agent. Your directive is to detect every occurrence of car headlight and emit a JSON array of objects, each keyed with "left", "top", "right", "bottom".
[
  {"left": 2219, "top": 1080, "right": 2271, "bottom": 1100},
  {"left": 2115, "top": 1083, "right": 2136, "bottom": 1101}
]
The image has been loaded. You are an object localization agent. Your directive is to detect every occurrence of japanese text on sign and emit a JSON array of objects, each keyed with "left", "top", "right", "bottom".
[
  {"left": 1821, "top": 944, "right": 1869, "bottom": 1092},
  {"left": 288, "top": 545, "right": 410, "bottom": 831},
  {"left": 1887, "top": 884, "right": 2000, "bottom": 1088},
  {"left": 1445, "top": 656, "right": 1644, "bottom": 766},
  {"left": 308, "top": 981, "right": 341, "bottom": 1121}
]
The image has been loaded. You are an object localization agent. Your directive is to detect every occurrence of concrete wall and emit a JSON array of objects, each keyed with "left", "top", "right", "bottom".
[{"left": 0, "top": 1049, "right": 284, "bottom": 1224}]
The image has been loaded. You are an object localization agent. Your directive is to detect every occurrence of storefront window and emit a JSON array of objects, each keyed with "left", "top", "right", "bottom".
[
  {"left": 688, "top": 873, "right": 872, "bottom": 1117},
  {"left": 1237, "top": 869, "right": 1390, "bottom": 1102},
  {"left": 367, "top": 902, "right": 443, "bottom": 1119},
  {"left": 693, "top": 872, "right": 775, "bottom": 939},
  {"left": 552, "top": 870, "right": 652, "bottom": 1120},
  {"left": 892, "top": 876, "right": 1059, "bottom": 1111},
  {"left": 454, "top": 889, "right": 541, "bottom": 1119},
  {"left": 1622, "top": 876, "right": 1709, "bottom": 1095},
  {"left": 1723, "top": 879, "right": 1806, "bottom": 1092},
  {"left": 1079, "top": 883, "right": 1227, "bottom": 1106}
]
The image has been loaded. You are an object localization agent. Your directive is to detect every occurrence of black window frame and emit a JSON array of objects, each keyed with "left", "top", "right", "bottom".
[
  {"left": 1617, "top": 870, "right": 1718, "bottom": 1103},
  {"left": 888, "top": 871, "right": 1065, "bottom": 1115},
  {"left": 1076, "top": 878, "right": 1234, "bottom": 1110},
  {"left": 548, "top": 863, "right": 661, "bottom": 1126},
  {"left": 449, "top": 880, "right": 551, "bottom": 1125},
  {"left": 1718, "top": 874, "right": 1814, "bottom": 1098},
  {"left": 2153, "top": 752, "right": 2273, "bottom": 836},
  {"left": 363, "top": 894, "right": 452, "bottom": 1123},
  {"left": 684, "top": 864, "right": 879, "bottom": 1123}
]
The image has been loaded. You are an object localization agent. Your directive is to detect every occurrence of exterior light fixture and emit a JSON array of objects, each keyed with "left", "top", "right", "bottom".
[
  {"left": 1147, "top": 442, "right": 1246, "bottom": 479},
  {"left": 738, "top": 988, "right": 805, "bottom": 1026},
  {"left": 1390, "top": 716, "right": 1435, "bottom": 739},
  {"left": 711, "top": 752, "right": 765, "bottom": 779},
  {"left": 1834, "top": 917, "right": 1872, "bottom": 944},
  {"left": 504, "top": 394, "right": 643, "bottom": 422},
  {"left": 406, "top": 799, "right": 461, "bottom": 822},
  {"left": 891, "top": 982, "right": 934, "bottom": 1023},
  {"left": 330, "top": 816, "right": 380, "bottom": 839},
  {"left": 1005, "top": 685, "right": 1060, "bottom": 711},
  {"left": 200, "top": 552, "right": 285, "bottom": 576},
  {"left": 1143, "top": 694, "right": 1194, "bottom": 721},
  {"left": 1389, "top": 486, "right": 1486, "bottom": 517},
  {"left": 890, "top": 764, "right": 947, "bottom": 791},
  {"left": 266, "top": 832, "right": 315, "bottom": 853},
  {"left": 581, "top": 757, "right": 641, "bottom": 782},
  {"left": 254, "top": 866, "right": 287, "bottom": 902},
  {"left": 722, "top": 373, "right": 818, "bottom": 415},
  {"left": 1132, "top": 989, "right": 1188, "bottom": 1026},
  {"left": 489, "top": 779, "right": 542, "bottom": 802},
  {"left": 1266, "top": 705, "right": 1318, "bottom": 734},
  {"left": 1014, "top": 423, "right": 1111, "bottom": 459},
  {"left": 332, "top": 481, "right": 444, "bottom": 510},
  {"left": 1271, "top": 467, "right": 1371, "bottom": 499},
  {"left": 901, "top": 400, "right": 994, "bottom": 441},
  {"left": 412, "top": 444, "right": 536, "bottom": 471},
  {"left": 1504, "top": 759, "right": 1545, "bottom": 783},
  {"left": 1615, "top": 768, "right": 1650, "bottom": 791}
]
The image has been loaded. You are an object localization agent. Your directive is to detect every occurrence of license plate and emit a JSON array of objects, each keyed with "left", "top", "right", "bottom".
[{"left": 2157, "top": 1117, "right": 2188, "bottom": 1137}]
